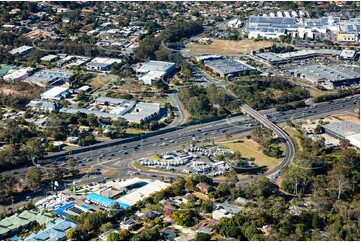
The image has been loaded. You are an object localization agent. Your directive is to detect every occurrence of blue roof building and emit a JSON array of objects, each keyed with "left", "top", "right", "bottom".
[{"left": 85, "top": 193, "right": 129, "bottom": 209}]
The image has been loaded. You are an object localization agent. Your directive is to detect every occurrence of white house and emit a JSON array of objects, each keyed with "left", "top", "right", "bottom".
[{"left": 227, "top": 19, "right": 242, "bottom": 28}]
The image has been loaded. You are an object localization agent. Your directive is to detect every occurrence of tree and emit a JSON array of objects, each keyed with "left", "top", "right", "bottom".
[
  {"left": 225, "top": 170, "right": 239, "bottom": 184},
  {"left": 26, "top": 166, "right": 43, "bottom": 189},
  {"left": 314, "top": 125, "right": 324, "bottom": 134},
  {"left": 196, "top": 232, "right": 211, "bottom": 241},
  {"left": 329, "top": 167, "right": 351, "bottom": 200},
  {"left": 118, "top": 230, "right": 131, "bottom": 241},
  {"left": 0, "top": 174, "right": 18, "bottom": 203},
  {"left": 87, "top": 113, "right": 98, "bottom": 127},
  {"left": 281, "top": 163, "right": 313, "bottom": 196},
  {"left": 244, "top": 176, "right": 278, "bottom": 198},
  {"left": 66, "top": 227, "right": 82, "bottom": 240},
  {"left": 244, "top": 224, "right": 261, "bottom": 240},
  {"left": 99, "top": 222, "right": 113, "bottom": 233},
  {"left": 201, "top": 201, "right": 214, "bottom": 213},
  {"left": 76, "top": 90, "right": 86, "bottom": 101},
  {"left": 173, "top": 209, "right": 198, "bottom": 227},
  {"left": 111, "top": 118, "right": 128, "bottom": 136},
  {"left": 251, "top": 126, "right": 273, "bottom": 144},
  {"left": 24, "top": 138, "right": 46, "bottom": 158},
  {"left": 312, "top": 211, "right": 321, "bottom": 229},
  {"left": 107, "top": 232, "right": 120, "bottom": 241},
  {"left": 67, "top": 157, "right": 79, "bottom": 176},
  {"left": 47, "top": 164, "right": 66, "bottom": 182},
  {"left": 185, "top": 176, "right": 195, "bottom": 191}
]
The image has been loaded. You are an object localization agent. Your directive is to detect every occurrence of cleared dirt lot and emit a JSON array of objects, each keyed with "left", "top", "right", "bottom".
[
  {"left": 334, "top": 114, "right": 360, "bottom": 125},
  {"left": 186, "top": 39, "right": 274, "bottom": 54}
]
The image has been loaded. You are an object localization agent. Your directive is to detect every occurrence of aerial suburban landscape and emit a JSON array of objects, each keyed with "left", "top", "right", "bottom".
[{"left": 0, "top": 1, "right": 359, "bottom": 241}]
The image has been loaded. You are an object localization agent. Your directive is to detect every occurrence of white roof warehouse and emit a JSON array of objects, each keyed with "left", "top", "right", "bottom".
[{"left": 136, "top": 60, "right": 176, "bottom": 85}]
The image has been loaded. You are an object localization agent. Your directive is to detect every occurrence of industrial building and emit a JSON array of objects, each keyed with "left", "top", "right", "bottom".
[
  {"left": 41, "top": 86, "right": 70, "bottom": 101},
  {"left": 86, "top": 57, "right": 122, "bottom": 71},
  {"left": 117, "top": 179, "right": 171, "bottom": 206},
  {"left": 61, "top": 97, "right": 161, "bottom": 124},
  {"left": 255, "top": 49, "right": 344, "bottom": 65},
  {"left": 285, "top": 64, "right": 360, "bottom": 89},
  {"left": 40, "top": 54, "right": 59, "bottom": 62},
  {"left": 9, "top": 45, "right": 33, "bottom": 55},
  {"left": 196, "top": 55, "right": 223, "bottom": 63},
  {"left": 3, "top": 67, "right": 33, "bottom": 82},
  {"left": 339, "top": 49, "right": 358, "bottom": 60},
  {"left": 136, "top": 60, "right": 176, "bottom": 85},
  {"left": 27, "top": 99, "right": 59, "bottom": 112},
  {"left": 24, "top": 69, "right": 73, "bottom": 87},
  {"left": 204, "top": 58, "right": 256, "bottom": 78},
  {"left": 246, "top": 15, "right": 359, "bottom": 42},
  {"left": 323, "top": 121, "right": 360, "bottom": 148},
  {"left": 245, "top": 16, "right": 298, "bottom": 39}
]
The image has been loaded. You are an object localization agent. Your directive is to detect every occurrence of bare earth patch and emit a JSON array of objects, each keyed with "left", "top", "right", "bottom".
[
  {"left": 334, "top": 114, "right": 360, "bottom": 125},
  {"left": 187, "top": 39, "right": 274, "bottom": 55}
]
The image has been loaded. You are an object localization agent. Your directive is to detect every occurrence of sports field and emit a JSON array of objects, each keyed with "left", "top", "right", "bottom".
[{"left": 186, "top": 39, "right": 274, "bottom": 54}]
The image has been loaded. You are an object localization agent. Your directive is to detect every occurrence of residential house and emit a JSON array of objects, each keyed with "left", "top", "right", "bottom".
[
  {"left": 120, "top": 219, "right": 136, "bottom": 231},
  {"left": 196, "top": 182, "right": 211, "bottom": 194},
  {"left": 24, "top": 218, "right": 78, "bottom": 241}
]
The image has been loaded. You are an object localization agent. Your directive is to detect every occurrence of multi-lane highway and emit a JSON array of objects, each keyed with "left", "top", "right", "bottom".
[{"left": 29, "top": 96, "right": 358, "bottom": 175}]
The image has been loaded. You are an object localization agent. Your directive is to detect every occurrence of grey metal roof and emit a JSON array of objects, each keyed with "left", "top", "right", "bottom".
[
  {"left": 137, "top": 60, "right": 176, "bottom": 74},
  {"left": 248, "top": 16, "right": 296, "bottom": 26},
  {"left": 286, "top": 64, "right": 360, "bottom": 83},
  {"left": 255, "top": 52, "right": 286, "bottom": 62},
  {"left": 324, "top": 121, "right": 360, "bottom": 138},
  {"left": 204, "top": 58, "right": 255, "bottom": 75}
]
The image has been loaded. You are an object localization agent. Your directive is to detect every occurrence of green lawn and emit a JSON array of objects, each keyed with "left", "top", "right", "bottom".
[
  {"left": 219, "top": 138, "right": 282, "bottom": 170},
  {"left": 89, "top": 76, "right": 111, "bottom": 89},
  {"left": 125, "top": 128, "right": 148, "bottom": 135},
  {"left": 284, "top": 126, "right": 303, "bottom": 152}
]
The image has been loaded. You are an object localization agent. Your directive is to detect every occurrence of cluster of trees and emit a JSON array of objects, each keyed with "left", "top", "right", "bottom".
[
  {"left": 0, "top": 173, "right": 19, "bottom": 203},
  {"left": 229, "top": 77, "right": 310, "bottom": 110},
  {"left": 134, "top": 18, "right": 203, "bottom": 61},
  {"left": 0, "top": 82, "right": 42, "bottom": 109},
  {"left": 178, "top": 84, "right": 239, "bottom": 120},
  {"left": 66, "top": 211, "right": 109, "bottom": 240},
  {"left": 251, "top": 126, "right": 283, "bottom": 158},
  {"left": 0, "top": 156, "right": 80, "bottom": 204},
  {"left": 314, "top": 88, "right": 359, "bottom": 103},
  {"left": 265, "top": 44, "right": 295, "bottom": 54},
  {"left": 106, "top": 230, "right": 131, "bottom": 241},
  {"left": 0, "top": 121, "right": 46, "bottom": 170},
  {"left": 25, "top": 157, "right": 80, "bottom": 190}
]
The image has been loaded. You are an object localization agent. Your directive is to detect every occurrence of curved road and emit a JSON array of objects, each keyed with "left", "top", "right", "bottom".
[{"left": 238, "top": 103, "right": 296, "bottom": 182}]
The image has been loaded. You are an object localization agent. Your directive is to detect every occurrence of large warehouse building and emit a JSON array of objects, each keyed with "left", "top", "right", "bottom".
[
  {"left": 245, "top": 16, "right": 298, "bottom": 38},
  {"left": 285, "top": 64, "right": 360, "bottom": 89},
  {"left": 136, "top": 60, "right": 176, "bottom": 85},
  {"left": 255, "top": 49, "right": 344, "bottom": 65},
  {"left": 323, "top": 121, "right": 360, "bottom": 148},
  {"left": 204, "top": 58, "right": 256, "bottom": 78},
  {"left": 60, "top": 97, "right": 161, "bottom": 124}
]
